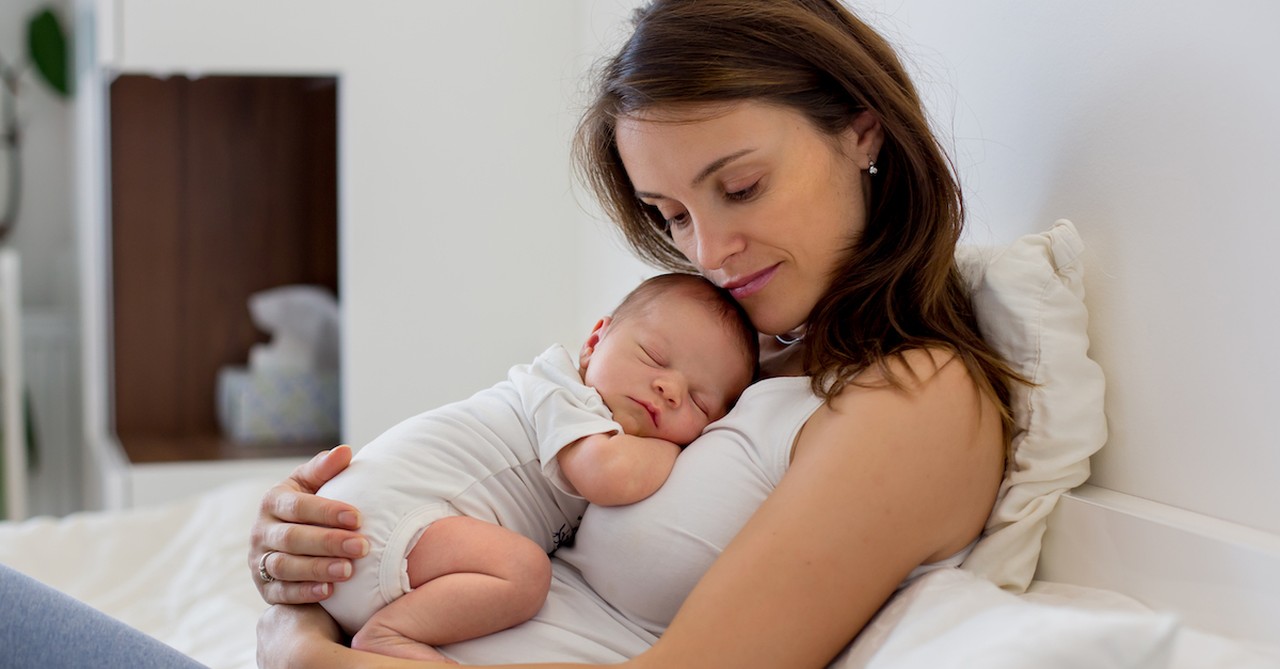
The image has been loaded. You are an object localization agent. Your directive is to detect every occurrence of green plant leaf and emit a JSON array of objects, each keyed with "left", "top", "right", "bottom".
[{"left": 28, "top": 8, "right": 70, "bottom": 97}]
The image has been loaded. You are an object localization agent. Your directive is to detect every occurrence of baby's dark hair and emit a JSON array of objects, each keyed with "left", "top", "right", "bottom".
[{"left": 612, "top": 273, "right": 760, "bottom": 379}]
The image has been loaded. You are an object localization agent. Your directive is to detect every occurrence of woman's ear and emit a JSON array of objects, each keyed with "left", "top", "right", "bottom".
[
  {"left": 579, "top": 317, "right": 612, "bottom": 370},
  {"left": 842, "top": 109, "right": 884, "bottom": 171}
]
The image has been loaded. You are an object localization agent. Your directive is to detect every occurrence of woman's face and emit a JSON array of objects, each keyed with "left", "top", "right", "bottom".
[{"left": 615, "top": 102, "right": 881, "bottom": 336}]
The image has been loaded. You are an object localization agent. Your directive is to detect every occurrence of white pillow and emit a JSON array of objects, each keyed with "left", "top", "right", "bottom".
[
  {"left": 831, "top": 568, "right": 1177, "bottom": 669},
  {"left": 955, "top": 219, "right": 1108, "bottom": 592}
]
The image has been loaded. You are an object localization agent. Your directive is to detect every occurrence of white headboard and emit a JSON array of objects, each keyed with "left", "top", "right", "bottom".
[{"left": 1040, "top": 485, "right": 1280, "bottom": 645}]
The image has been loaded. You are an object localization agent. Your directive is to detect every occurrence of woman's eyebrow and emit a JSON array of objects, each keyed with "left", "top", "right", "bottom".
[
  {"left": 691, "top": 148, "right": 755, "bottom": 187},
  {"left": 634, "top": 148, "right": 757, "bottom": 200}
]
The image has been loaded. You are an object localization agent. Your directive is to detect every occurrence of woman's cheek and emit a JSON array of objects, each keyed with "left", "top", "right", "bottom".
[{"left": 670, "top": 232, "right": 699, "bottom": 268}]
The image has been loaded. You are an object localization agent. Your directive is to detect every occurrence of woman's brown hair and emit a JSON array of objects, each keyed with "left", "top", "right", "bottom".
[{"left": 573, "top": 0, "right": 1025, "bottom": 436}]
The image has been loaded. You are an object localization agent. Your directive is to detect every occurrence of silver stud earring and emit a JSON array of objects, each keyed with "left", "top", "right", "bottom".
[{"left": 868, "top": 160, "right": 879, "bottom": 176}]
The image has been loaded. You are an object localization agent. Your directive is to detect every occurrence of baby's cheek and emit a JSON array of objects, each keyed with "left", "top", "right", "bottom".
[
  {"left": 617, "top": 414, "right": 645, "bottom": 439},
  {"left": 671, "top": 419, "right": 705, "bottom": 446}
]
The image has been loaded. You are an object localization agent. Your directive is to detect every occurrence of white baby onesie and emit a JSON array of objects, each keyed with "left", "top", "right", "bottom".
[{"left": 317, "top": 345, "right": 621, "bottom": 635}]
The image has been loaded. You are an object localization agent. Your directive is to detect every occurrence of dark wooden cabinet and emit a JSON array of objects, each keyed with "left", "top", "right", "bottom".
[{"left": 109, "top": 75, "right": 339, "bottom": 463}]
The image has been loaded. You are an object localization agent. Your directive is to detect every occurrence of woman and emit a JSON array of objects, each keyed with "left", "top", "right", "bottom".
[{"left": 255, "top": 1, "right": 1021, "bottom": 666}]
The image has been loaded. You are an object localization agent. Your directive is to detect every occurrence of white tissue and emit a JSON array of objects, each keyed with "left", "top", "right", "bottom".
[
  {"left": 216, "top": 284, "right": 342, "bottom": 443},
  {"left": 248, "top": 285, "right": 340, "bottom": 371}
]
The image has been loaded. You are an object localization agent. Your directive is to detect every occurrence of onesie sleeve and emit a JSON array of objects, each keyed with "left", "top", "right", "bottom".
[{"left": 510, "top": 345, "right": 622, "bottom": 498}]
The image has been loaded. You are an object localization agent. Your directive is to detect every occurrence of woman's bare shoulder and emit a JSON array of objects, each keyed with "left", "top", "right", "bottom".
[{"left": 793, "top": 346, "right": 1003, "bottom": 560}]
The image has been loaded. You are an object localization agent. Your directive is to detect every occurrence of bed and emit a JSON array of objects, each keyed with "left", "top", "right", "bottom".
[
  {"left": 1, "top": 479, "right": 1276, "bottom": 669},
  {"left": 2, "top": 221, "right": 1278, "bottom": 668}
]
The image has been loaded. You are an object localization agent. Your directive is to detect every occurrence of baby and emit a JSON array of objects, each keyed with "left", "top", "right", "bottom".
[{"left": 317, "top": 273, "right": 758, "bottom": 661}]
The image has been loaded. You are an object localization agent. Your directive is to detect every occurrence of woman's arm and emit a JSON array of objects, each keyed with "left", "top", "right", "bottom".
[
  {"left": 257, "top": 604, "right": 374, "bottom": 669},
  {"left": 249, "top": 445, "right": 370, "bottom": 604},
  {"left": 258, "top": 604, "right": 592, "bottom": 669},
  {"left": 557, "top": 433, "right": 681, "bottom": 506},
  {"left": 633, "top": 350, "right": 1004, "bottom": 669},
  {"left": 258, "top": 351, "right": 1002, "bottom": 669}
]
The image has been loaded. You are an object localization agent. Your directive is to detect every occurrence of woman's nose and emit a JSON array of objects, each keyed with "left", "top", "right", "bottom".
[{"left": 688, "top": 216, "right": 744, "bottom": 271}]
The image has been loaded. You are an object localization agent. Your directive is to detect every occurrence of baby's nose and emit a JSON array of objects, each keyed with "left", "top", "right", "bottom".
[{"left": 655, "top": 377, "right": 684, "bottom": 405}]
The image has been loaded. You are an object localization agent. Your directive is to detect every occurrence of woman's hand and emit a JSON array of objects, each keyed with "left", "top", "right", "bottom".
[
  {"left": 249, "top": 445, "right": 369, "bottom": 604},
  {"left": 257, "top": 604, "right": 344, "bottom": 669}
]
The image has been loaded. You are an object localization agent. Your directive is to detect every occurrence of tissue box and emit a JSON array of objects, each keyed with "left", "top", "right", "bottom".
[{"left": 217, "top": 366, "right": 340, "bottom": 443}]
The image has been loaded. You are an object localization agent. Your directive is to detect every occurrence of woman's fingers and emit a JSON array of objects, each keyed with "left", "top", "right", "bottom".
[
  {"left": 281, "top": 446, "right": 360, "bottom": 528},
  {"left": 290, "top": 445, "right": 356, "bottom": 497},
  {"left": 265, "top": 546, "right": 358, "bottom": 581},
  {"left": 262, "top": 481, "right": 361, "bottom": 530},
  {"left": 249, "top": 445, "right": 367, "bottom": 602},
  {"left": 261, "top": 579, "right": 336, "bottom": 605},
  {"left": 257, "top": 556, "right": 351, "bottom": 604},
  {"left": 253, "top": 550, "right": 346, "bottom": 605},
  {"left": 251, "top": 524, "right": 367, "bottom": 604},
  {"left": 264, "top": 522, "right": 369, "bottom": 563}
]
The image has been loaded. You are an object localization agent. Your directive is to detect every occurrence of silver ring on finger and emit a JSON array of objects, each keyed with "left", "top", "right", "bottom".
[{"left": 258, "top": 550, "right": 277, "bottom": 583}]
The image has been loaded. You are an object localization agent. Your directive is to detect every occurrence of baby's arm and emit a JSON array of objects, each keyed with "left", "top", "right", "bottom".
[{"left": 556, "top": 433, "right": 680, "bottom": 506}]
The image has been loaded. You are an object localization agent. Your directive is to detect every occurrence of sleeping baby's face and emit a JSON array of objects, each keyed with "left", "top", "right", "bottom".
[{"left": 578, "top": 291, "right": 754, "bottom": 445}]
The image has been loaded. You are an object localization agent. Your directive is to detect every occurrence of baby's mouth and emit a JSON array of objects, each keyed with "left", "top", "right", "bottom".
[{"left": 632, "top": 397, "right": 659, "bottom": 428}]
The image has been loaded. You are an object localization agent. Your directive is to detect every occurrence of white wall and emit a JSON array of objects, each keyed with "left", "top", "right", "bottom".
[
  {"left": 571, "top": 1, "right": 1280, "bottom": 536},
  {"left": 86, "top": 1, "right": 1280, "bottom": 536},
  {"left": 850, "top": 0, "right": 1280, "bottom": 535},
  {"left": 2, "top": 1, "right": 82, "bottom": 516},
  {"left": 103, "top": 0, "right": 586, "bottom": 446},
  {"left": 571, "top": 1, "right": 656, "bottom": 327},
  {"left": 0, "top": 0, "right": 76, "bottom": 309}
]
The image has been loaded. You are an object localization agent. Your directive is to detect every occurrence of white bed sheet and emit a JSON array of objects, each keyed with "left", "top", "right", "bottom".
[
  {"left": 0, "top": 477, "right": 276, "bottom": 669},
  {"left": 1, "top": 479, "right": 1277, "bottom": 669},
  {"left": 835, "top": 568, "right": 1280, "bottom": 669}
]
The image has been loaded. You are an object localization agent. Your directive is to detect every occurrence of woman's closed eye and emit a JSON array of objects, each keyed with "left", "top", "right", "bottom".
[
  {"left": 663, "top": 210, "right": 690, "bottom": 230},
  {"left": 724, "top": 180, "right": 761, "bottom": 202},
  {"left": 642, "top": 203, "right": 690, "bottom": 234}
]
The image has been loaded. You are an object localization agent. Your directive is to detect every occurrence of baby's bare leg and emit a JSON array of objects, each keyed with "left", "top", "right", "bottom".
[{"left": 350, "top": 516, "right": 552, "bottom": 661}]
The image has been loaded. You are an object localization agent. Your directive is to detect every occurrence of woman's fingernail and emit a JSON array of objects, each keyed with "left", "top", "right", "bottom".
[
  {"left": 338, "top": 511, "right": 359, "bottom": 528},
  {"left": 329, "top": 561, "right": 352, "bottom": 579},
  {"left": 343, "top": 537, "right": 369, "bottom": 557},
  {"left": 313, "top": 583, "right": 331, "bottom": 598}
]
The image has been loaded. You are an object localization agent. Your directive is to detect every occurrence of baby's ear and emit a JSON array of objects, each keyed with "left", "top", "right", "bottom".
[{"left": 579, "top": 317, "right": 611, "bottom": 370}]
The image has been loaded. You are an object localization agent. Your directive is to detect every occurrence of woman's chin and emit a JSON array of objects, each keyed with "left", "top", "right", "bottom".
[{"left": 750, "top": 315, "right": 807, "bottom": 340}]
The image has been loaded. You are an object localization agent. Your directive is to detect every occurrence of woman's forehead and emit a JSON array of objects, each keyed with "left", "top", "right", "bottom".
[
  {"left": 618, "top": 100, "right": 806, "bottom": 134},
  {"left": 616, "top": 103, "right": 808, "bottom": 182}
]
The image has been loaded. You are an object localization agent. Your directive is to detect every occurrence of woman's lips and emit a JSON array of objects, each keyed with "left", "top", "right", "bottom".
[{"left": 722, "top": 264, "right": 779, "bottom": 300}]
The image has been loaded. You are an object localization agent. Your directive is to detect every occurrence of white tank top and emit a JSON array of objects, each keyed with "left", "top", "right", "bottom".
[
  {"left": 559, "top": 375, "right": 822, "bottom": 635},
  {"left": 440, "top": 374, "right": 974, "bottom": 663}
]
